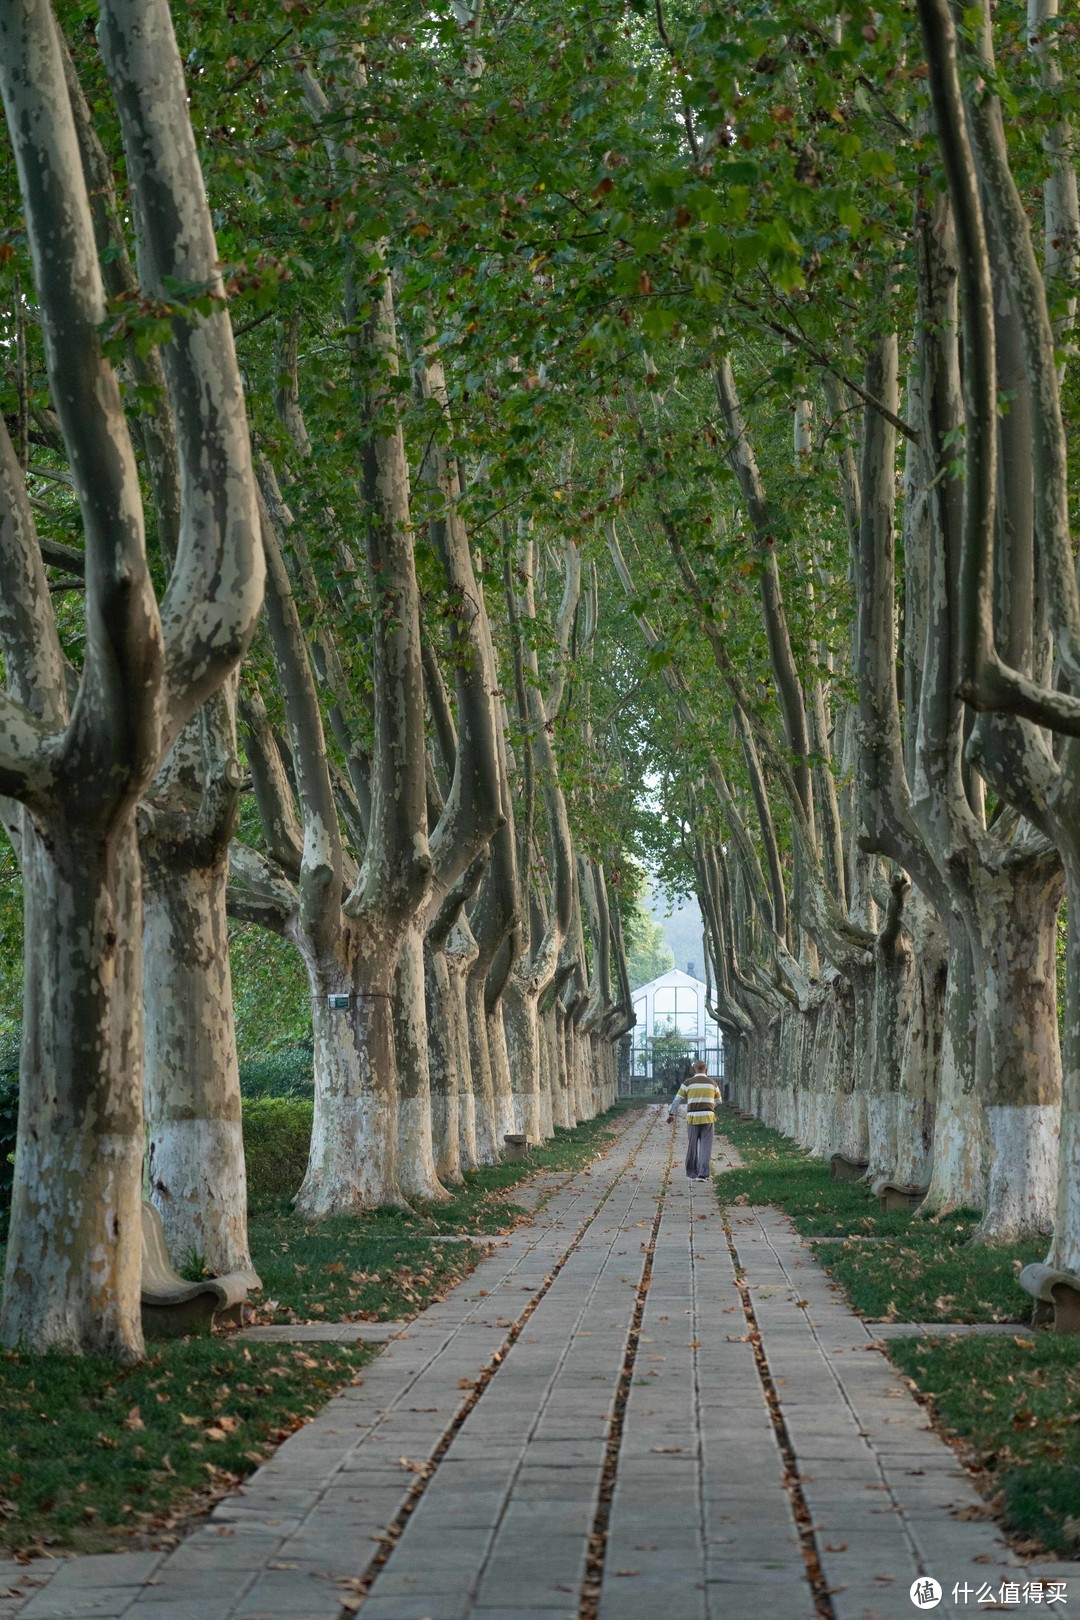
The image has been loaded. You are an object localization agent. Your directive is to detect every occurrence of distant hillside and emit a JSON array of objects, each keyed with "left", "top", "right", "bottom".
[{"left": 646, "top": 887, "right": 706, "bottom": 981}]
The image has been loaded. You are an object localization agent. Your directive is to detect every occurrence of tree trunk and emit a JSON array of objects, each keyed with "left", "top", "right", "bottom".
[
  {"left": 487, "top": 993, "right": 516, "bottom": 1149},
  {"left": 549, "top": 999, "right": 573, "bottom": 1129},
  {"left": 143, "top": 844, "right": 258, "bottom": 1283},
  {"left": 424, "top": 933, "right": 462, "bottom": 1185},
  {"left": 295, "top": 932, "right": 401, "bottom": 1216},
  {"left": 865, "top": 878, "right": 915, "bottom": 1186},
  {"left": 447, "top": 915, "right": 480, "bottom": 1172},
  {"left": 503, "top": 976, "right": 542, "bottom": 1142},
  {"left": 2, "top": 819, "right": 145, "bottom": 1358},
  {"left": 972, "top": 856, "right": 1063, "bottom": 1240},
  {"left": 865, "top": 943, "right": 912, "bottom": 1186},
  {"left": 845, "top": 966, "right": 873, "bottom": 1161},
  {"left": 1049, "top": 842, "right": 1080, "bottom": 1271},
  {"left": 538, "top": 1004, "right": 556, "bottom": 1136},
  {"left": 920, "top": 923, "right": 987, "bottom": 1214},
  {"left": 466, "top": 973, "right": 500, "bottom": 1165},
  {"left": 394, "top": 921, "right": 447, "bottom": 1202},
  {"left": 894, "top": 894, "right": 945, "bottom": 1188}
]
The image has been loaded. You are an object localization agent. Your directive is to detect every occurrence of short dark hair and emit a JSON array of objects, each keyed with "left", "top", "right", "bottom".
[{"left": 693, "top": 1059, "right": 707, "bottom": 1071}]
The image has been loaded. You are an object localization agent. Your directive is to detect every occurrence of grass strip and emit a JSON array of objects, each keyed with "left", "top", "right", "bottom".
[
  {"left": 714, "top": 1108, "right": 1041, "bottom": 1323},
  {"left": 889, "top": 1333, "right": 1080, "bottom": 1557},
  {"left": 0, "top": 1338, "right": 373, "bottom": 1558}
]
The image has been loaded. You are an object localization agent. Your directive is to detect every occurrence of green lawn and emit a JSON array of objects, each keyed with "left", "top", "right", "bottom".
[
  {"left": 715, "top": 1106, "right": 1080, "bottom": 1557},
  {"left": 0, "top": 1102, "right": 631, "bottom": 1556},
  {"left": 714, "top": 1108, "right": 1041, "bottom": 1323},
  {"left": 889, "top": 1334, "right": 1080, "bottom": 1556},
  {"left": 0, "top": 1338, "right": 372, "bottom": 1557}
]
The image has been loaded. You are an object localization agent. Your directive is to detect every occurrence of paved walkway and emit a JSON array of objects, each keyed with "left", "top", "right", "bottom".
[{"left": 2, "top": 1107, "right": 1078, "bottom": 1620}]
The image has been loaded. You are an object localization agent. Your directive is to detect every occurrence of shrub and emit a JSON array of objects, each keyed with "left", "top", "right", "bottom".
[
  {"left": 238, "top": 1046, "right": 314, "bottom": 1100},
  {"left": 0, "top": 1035, "right": 315, "bottom": 1222},
  {"left": 242, "top": 1097, "right": 313, "bottom": 1209}
]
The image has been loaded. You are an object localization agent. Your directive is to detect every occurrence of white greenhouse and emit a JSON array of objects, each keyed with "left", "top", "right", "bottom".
[{"left": 626, "top": 967, "right": 725, "bottom": 1091}]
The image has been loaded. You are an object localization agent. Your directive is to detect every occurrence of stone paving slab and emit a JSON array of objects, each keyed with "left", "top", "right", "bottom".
[
  {"left": 597, "top": 1165, "right": 813, "bottom": 1620},
  {"left": 731, "top": 1201, "right": 1080, "bottom": 1617}
]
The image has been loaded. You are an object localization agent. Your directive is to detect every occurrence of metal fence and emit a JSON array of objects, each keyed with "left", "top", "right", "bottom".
[{"left": 618, "top": 1039, "right": 725, "bottom": 1098}]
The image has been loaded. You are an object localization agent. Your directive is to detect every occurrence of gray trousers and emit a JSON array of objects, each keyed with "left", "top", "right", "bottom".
[{"left": 685, "top": 1122, "right": 714, "bottom": 1179}]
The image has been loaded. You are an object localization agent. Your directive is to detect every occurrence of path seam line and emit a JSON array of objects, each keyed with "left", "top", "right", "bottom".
[
  {"left": 721, "top": 1207, "right": 837, "bottom": 1620},
  {"left": 337, "top": 1108, "right": 657, "bottom": 1618},
  {"left": 463, "top": 1116, "right": 661, "bottom": 1613},
  {"left": 578, "top": 1116, "right": 673, "bottom": 1620}
]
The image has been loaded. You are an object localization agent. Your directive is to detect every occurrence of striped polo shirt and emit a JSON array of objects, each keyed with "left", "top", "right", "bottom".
[{"left": 670, "top": 1074, "right": 721, "bottom": 1126}]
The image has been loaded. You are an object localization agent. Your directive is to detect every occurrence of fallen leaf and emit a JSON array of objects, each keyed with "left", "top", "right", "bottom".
[
  {"left": 1013, "top": 1336, "right": 1037, "bottom": 1349},
  {"left": 123, "top": 1406, "right": 144, "bottom": 1432}
]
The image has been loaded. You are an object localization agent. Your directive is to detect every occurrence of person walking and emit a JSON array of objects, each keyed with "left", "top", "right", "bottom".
[{"left": 667, "top": 1059, "right": 722, "bottom": 1181}]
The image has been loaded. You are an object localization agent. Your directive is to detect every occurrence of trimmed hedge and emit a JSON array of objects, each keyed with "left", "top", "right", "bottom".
[
  {"left": 0, "top": 1045, "right": 312, "bottom": 1220},
  {"left": 238, "top": 1046, "right": 314, "bottom": 1100},
  {"left": 242, "top": 1096, "right": 313, "bottom": 1209}
]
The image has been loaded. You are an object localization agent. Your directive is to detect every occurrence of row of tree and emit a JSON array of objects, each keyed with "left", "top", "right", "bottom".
[
  {"left": 0, "top": 0, "right": 640, "bottom": 1361},
  {"left": 590, "top": 0, "right": 1080, "bottom": 1278}
]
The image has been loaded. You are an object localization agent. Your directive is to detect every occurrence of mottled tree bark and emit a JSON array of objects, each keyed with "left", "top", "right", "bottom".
[{"left": 142, "top": 694, "right": 257, "bottom": 1281}]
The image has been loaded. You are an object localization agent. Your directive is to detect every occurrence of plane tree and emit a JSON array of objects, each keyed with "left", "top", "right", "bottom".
[{"left": 0, "top": 0, "right": 264, "bottom": 1355}]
